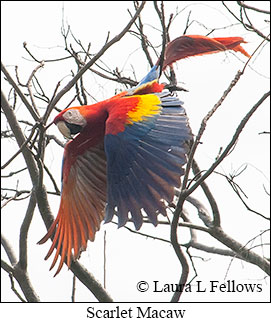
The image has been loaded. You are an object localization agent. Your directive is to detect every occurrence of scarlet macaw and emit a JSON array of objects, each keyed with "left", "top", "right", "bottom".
[{"left": 39, "top": 35, "right": 250, "bottom": 275}]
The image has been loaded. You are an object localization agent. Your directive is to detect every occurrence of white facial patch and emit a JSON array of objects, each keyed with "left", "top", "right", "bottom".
[{"left": 63, "top": 109, "right": 87, "bottom": 127}]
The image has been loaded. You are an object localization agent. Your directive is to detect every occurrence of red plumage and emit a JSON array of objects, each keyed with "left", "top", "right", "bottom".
[{"left": 162, "top": 35, "right": 250, "bottom": 69}]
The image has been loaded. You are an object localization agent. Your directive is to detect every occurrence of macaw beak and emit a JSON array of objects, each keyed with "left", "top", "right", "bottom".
[{"left": 56, "top": 121, "right": 72, "bottom": 139}]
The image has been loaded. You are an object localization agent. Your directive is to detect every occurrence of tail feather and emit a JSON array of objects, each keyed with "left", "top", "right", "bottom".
[
  {"left": 161, "top": 35, "right": 250, "bottom": 70},
  {"left": 134, "top": 35, "right": 250, "bottom": 92},
  {"left": 213, "top": 37, "right": 250, "bottom": 58}
]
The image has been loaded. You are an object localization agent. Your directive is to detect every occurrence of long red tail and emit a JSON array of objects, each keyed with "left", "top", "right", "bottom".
[{"left": 162, "top": 35, "right": 250, "bottom": 70}]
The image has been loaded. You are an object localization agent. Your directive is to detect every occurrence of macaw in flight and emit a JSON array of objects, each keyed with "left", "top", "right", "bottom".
[{"left": 38, "top": 35, "right": 250, "bottom": 276}]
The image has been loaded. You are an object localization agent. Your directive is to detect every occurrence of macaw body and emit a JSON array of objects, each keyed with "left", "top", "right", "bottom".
[{"left": 39, "top": 35, "right": 250, "bottom": 275}]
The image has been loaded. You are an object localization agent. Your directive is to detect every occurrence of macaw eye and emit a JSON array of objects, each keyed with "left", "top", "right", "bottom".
[
  {"left": 65, "top": 122, "right": 83, "bottom": 135},
  {"left": 63, "top": 109, "right": 86, "bottom": 127}
]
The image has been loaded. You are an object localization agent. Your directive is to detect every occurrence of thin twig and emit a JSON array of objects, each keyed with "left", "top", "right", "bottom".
[
  {"left": 182, "top": 69, "right": 244, "bottom": 192},
  {"left": 1, "top": 63, "right": 40, "bottom": 121},
  {"left": 187, "top": 91, "right": 270, "bottom": 196},
  {"left": 71, "top": 275, "right": 76, "bottom": 302},
  {"left": 1, "top": 123, "right": 38, "bottom": 170},
  {"left": 222, "top": 2, "right": 270, "bottom": 40},
  {"left": 26, "top": 62, "right": 44, "bottom": 116},
  {"left": 8, "top": 273, "right": 27, "bottom": 302},
  {"left": 43, "top": 1, "right": 146, "bottom": 124},
  {"left": 237, "top": 1, "right": 270, "bottom": 14}
]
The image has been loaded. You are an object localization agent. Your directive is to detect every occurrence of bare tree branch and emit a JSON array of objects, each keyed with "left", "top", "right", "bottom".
[
  {"left": 1, "top": 252, "right": 40, "bottom": 302},
  {"left": 170, "top": 196, "right": 189, "bottom": 302},
  {"left": 1, "top": 1, "right": 269, "bottom": 303},
  {"left": 1, "top": 63, "right": 40, "bottom": 122},
  {"left": 1, "top": 90, "right": 113, "bottom": 302},
  {"left": 43, "top": 1, "right": 146, "bottom": 124},
  {"left": 187, "top": 91, "right": 270, "bottom": 196},
  {"left": 1, "top": 235, "right": 17, "bottom": 266},
  {"left": 209, "top": 226, "right": 270, "bottom": 275},
  {"left": 18, "top": 192, "right": 36, "bottom": 271},
  {"left": 237, "top": 1, "right": 270, "bottom": 14},
  {"left": 222, "top": 2, "right": 270, "bottom": 40},
  {"left": 70, "top": 262, "right": 113, "bottom": 302},
  {"left": 192, "top": 159, "right": 221, "bottom": 226},
  {"left": 183, "top": 69, "right": 244, "bottom": 192}
]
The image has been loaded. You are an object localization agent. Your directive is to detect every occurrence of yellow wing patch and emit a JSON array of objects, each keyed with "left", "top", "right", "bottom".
[{"left": 127, "top": 94, "right": 161, "bottom": 124}]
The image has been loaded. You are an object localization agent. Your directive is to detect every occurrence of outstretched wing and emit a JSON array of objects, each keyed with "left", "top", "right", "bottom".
[
  {"left": 38, "top": 141, "right": 107, "bottom": 275},
  {"left": 104, "top": 90, "right": 192, "bottom": 230}
]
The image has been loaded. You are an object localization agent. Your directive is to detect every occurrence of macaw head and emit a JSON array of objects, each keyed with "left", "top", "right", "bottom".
[{"left": 53, "top": 107, "right": 87, "bottom": 139}]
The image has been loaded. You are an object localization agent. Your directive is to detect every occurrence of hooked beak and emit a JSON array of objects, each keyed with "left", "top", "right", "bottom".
[{"left": 56, "top": 121, "right": 73, "bottom": 139}]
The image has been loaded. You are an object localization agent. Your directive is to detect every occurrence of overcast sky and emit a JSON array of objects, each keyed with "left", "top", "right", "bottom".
[{"left": 1, "top": 1, "right": 270, "bottom": 321}]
